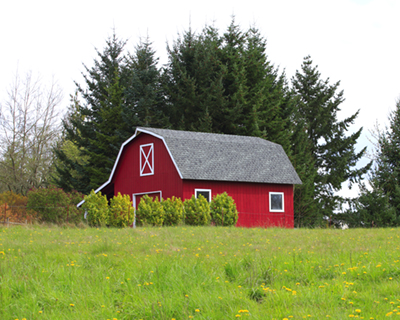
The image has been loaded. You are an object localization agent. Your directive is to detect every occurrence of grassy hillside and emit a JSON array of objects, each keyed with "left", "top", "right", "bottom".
[{"left": 1, "top": 225, "right": 399, "bottom": 319}]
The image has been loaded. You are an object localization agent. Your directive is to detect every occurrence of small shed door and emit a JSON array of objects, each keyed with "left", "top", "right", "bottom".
[{"left": 133, "top": 191, "right": 162, "bottom": 210}]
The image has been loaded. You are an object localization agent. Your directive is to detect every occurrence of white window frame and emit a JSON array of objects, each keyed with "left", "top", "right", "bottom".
[
  {"left": 269, "top": 192, "right": 284, "bottom": 212},
  {"left": 140, "top": 143, "right": 154, "bottom": 176},
  {"left": 195, "top": 189, "right": 212, "bottom": 202}
]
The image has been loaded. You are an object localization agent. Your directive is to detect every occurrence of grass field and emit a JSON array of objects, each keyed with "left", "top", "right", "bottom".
[{"left": 0, "top": 225, "right": 399, "bottom": 320}]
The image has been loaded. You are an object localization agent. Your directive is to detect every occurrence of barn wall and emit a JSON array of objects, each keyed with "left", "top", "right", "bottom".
[
  {"left": 112, "top": 133, "right": 183, "bottom": 204},
  {"left": 183, "top": 180, "right": 294, "bottom": 228},
  {"left": 109, "top": 132, "right": 294, "bottom": 228}
]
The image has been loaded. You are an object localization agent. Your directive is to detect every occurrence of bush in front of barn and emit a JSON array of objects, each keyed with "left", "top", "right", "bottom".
[
  {"left": 210, "top": 192, "right": 238, "bottom": 226},
  {"left": 27, "top": 187, "right": 83, "bottom": 224},
  {"left": 162, "top": 196, "right": 184, "bottom": 226},
  {"left": 109, "top": 192, "right": 134, "bottom": 227},
  {"left": 136, "top": 195, "right": 165, "bottom": 226},
  {"left": 184, "top": 195, "right": 211, "bottom": 226},
  {"left": 82, "top": 190, "right": 109, "bottom": 227}
]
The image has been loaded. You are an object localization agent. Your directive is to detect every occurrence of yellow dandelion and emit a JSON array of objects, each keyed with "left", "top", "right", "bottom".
[
  {"left": 355, "top": 309, "right": 361, "bottom": 313},
  {"left": 70, "top": 304, "right": 74, "bottom": 307},
  {"left": 195, "top": 309, "right": 200, "bottom": 312}
]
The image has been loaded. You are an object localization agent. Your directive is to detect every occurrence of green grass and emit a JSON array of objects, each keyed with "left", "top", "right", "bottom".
[{"left": 0, "top": 225, "right": 399, "bottom": 320}]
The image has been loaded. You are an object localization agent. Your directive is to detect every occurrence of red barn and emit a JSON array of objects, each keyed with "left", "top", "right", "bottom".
[{"left": 85, "top": 127, "right": 302, "bottom": 228}]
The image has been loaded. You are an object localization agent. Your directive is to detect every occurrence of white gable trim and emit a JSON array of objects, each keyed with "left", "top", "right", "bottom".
[
  {"left": 77, "top": 128, "right": 183, "bottom": 207},
  {"left": 137, "top": 128, "right": 183, "bottom": 179}
]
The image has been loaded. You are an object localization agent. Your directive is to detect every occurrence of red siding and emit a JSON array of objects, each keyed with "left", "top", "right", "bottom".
[
  {"left": 112, "top": 133, "right": 183, "bottom": 204},
  {"left": 110, "top": 132, "right": 294, "bottom": 228},
  {"left": 183, "top": 180, "right": 294, "bottom": 228}
]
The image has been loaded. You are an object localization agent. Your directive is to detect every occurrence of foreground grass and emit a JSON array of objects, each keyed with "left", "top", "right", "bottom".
[{"left": 0, "top": 226, "right": 399, "bottom": 320}]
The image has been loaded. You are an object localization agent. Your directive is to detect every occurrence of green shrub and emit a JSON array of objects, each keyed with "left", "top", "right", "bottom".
[
  {"left": 136, "top": 195, "right": 164, "bottom": 226},
  {"left": 109, "top": 192, "right": 134, "bottom": 227},
  {"left": 27, "top": 187, "right": 83, "bottom": 224},
  {"left": 184, "top": 195, "right": 211, "bottom": 226},
  {"left": 162, "top": 196, "right": 184, "bottom": 226},
  {"left": 82, "top": 190, "right": 109, "bottom": 227},
  {"left": 210, "top": 192, "right": 238, "bottom": 226}
]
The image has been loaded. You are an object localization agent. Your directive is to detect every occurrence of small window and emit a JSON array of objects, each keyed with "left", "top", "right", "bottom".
[
  {"left": 269, "top": 192, "right": 284, "bottom": 212},
  {"left": 195, "top": 189, "right": 211, "bottom": 202},
  {"left": 140, "top": 143, "right": 154, "bottom": 176}
]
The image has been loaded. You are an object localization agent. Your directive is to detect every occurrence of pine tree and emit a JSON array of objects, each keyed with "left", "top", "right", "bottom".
[
  {"left": 242, "top": 27, "right": 293, "bottom": 152},
  {"left": 355, "top": 98, "right": 400, "bottom": 226},
  {"left": 291, "top": 56, "right": 371, "bottom": 217},
  {"left": 53, "top": 92, "right": 89, "bottom": 192},
  {"left": 55, "top": 34, "right": 128, "bottom": 193},
  {"left": 163, "top": 26, "right": 226, "bottom": 132},
  {"left": 163, "top": 19, "right": 293, "bottom": 151},
  {"left": 123, "top": 38, "right": 168, "bottom": 137},
  {"left": 218, "top": 20, "right": 248, "bottom": 134},
  {"left": 55, "top": 34, "right": 167, "bottom": 194},
  {"left": 290, "top": 102, "right": 319, "bottom": 226}
]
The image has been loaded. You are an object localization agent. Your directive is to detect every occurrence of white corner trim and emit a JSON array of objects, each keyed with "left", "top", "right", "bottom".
[{"left": 77, "top": 128, "right": 183, "bottom": 208}]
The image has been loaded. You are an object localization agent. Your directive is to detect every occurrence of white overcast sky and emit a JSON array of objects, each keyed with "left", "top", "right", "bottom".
[{"left": 1, "top": 0, "right": 399, "bottom": 197}]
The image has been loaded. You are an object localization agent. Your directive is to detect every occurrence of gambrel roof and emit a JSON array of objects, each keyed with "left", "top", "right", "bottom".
[{"left": 134, "top": 127, "right": 302, "bottom": 185}]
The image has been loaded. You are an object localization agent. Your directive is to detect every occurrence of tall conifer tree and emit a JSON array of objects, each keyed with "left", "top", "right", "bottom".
[
  {"left": 55, "top": 34, "right": 167, "bottom": 194},
  {"left": 163, "top": 19, "right": 293, "bottom": 152},
  {"left": 163, "top": 26, "right": 226, "bottom": 132},
  {"left": 123, "top": 38, "right": 168, "bottom": 137},
  {"left": 345, "top": 99, "right": 400, "bottom": 227},
  {"left": 291, "top": 56, "right": 370, "bottom": 217}
]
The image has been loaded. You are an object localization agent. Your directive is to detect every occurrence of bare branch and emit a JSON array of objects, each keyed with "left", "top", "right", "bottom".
[{"left": 0, "top": 71, "right": 63, "bottom": 194}]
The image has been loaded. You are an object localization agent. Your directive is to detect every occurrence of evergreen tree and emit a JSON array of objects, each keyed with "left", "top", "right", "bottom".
[
  {"left": 291, "top": 56, "right": 371, "bottom": 218},
  {"left": 290, "top": 104, "right": 319, "bottom": 226},
  {"left": 163, "top": 19, "right": 293, "bottom": 152},
  {"left": 55, "top": 34, "right": 167, "bottom": 194},
  {"left": 123, "top": 38, "right": 168, "bottom": 137},
  {"left": 242, "top": 27, "right": 293, "bottom": 152},
  {"left": 55, "top": 34, "right": 128, "bottom": 193},
  {"left": 163, "top": 26, "right": 226, "bottom": 132},
  {"left": 53, "top": 92, "right": 89, "bottom": 192},
  {"left": 218, "top": 20, "right": 248, "bottom": 134},
  {"left": 373, "top": 99, "right": 400, "bottom": 213},
  {"left": 348, "top": 99, "right": 400, "bottom": 226}
]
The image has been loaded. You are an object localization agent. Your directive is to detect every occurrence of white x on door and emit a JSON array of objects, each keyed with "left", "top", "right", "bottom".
[{"left": 140, "top": 143, "right": 154, "bottom": 176}]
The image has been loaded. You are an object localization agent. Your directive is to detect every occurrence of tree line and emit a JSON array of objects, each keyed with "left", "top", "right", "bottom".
[{"left": 3, "top": 19, "right": 395, "bottom": 227}]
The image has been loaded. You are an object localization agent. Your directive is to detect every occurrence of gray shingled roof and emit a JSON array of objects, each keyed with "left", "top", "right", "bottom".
[{"left": 137, "top": 127, "right": 302, "bottom": 185}]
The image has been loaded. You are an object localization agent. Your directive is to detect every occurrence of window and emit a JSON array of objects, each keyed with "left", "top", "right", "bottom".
[
  {"left": 140, "top": 143, "right": 154, "bottom": 176},
  {"left": 195, "top": 189, "right": 211, "bottom": 202},
  {"left": 269, "top": 192, "right": 284, "bottom": 212}
]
